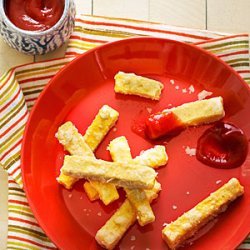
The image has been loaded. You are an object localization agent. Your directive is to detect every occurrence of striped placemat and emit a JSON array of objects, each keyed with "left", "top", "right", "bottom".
[{"left": 0, "top": 15, "right": 249, "bottom": 249}]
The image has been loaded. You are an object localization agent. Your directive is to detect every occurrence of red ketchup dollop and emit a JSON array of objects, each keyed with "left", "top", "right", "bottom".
[
  {"left": 5, "top": 0, "right": 65, "bottom": 31},
  {"left": 145, "top": 111, "right": 184, "bottom": 139},
  {"left": 196, "top": 122, "right": 248, "bottom": 169}
]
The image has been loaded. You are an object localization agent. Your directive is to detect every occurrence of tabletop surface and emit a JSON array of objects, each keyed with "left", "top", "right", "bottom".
[{"left": 1, "top": 0, "right": 250, "bottom": 249}]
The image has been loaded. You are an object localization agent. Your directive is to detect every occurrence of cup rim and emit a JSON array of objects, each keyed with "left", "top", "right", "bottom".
[{"left": 0, "top": 0, "right": 70, "bottom": 36}]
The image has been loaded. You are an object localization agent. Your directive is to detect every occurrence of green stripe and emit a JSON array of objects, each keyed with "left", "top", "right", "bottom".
[
  {"left": 4, "top": 152, "right": 20, "bottom": 170},
  {"left": 0, "top": 123, "right": 25, "bottom": 154},
  {"left": 228, "top": 62, "right": 250, "bottom": 68},
  {"left": 226, "top": 58, "right": 249, "bottom": 64},
  {"left": 9, "top": 225, "right": 51, "bottom": 242},
  {"left": 0, "top": 70, "right": 11, "bottom": 84},
  {"left": 9, "top": 209, "right": 34, "bottom": 219},
  {"left": 15, "top": 172, "right": 23, "bottom": 187},
  {"left": 206, "top": 44, "right": 249, "bottom": 54},
  {"left": 23, "top": 88, "right": 45, "bottom": 96},
  {"left": 22, "top": 83, "right": 46, "bottom": 91},
  {"left": 8, "top": 187, "right": 24, "bottom": 193},
  {"left": 75, "top": 26, "right": 134, "bottom": 38},
  {"left": 203, "top": 40, "right": 248, "bottom": 50},
  {"left": 7, "top": 245, "right": 27, "bottom": 250},
  {"left": 0, "top": 96, "right": 26, "bottom": 129},
  {"left": 9, "top": 192, "right": 26, "bottom": 198},
  {"left": 7, "top": 241, "right": 41, "bottom": 250},
  {"left": 15, "top": 62, "right": 67, "bottom": 76},
  {"left": 0, "top": 77, "right": 16, "bottom": 101}
]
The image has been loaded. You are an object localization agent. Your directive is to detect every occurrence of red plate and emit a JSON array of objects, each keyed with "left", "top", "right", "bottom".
[{"left": 21, "top": 37, "right": 250, "bottom": 250}]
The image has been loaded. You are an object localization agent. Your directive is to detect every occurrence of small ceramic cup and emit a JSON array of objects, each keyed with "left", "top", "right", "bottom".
[{"left": 0, "top": 0, "right": 76, "bottom": 55}]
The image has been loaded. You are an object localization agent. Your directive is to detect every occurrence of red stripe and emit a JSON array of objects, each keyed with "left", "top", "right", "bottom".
[
  {"left": 19, "top": 75, "right": 54, "bottom": 84},
  {"left": 9, "top": 216, "right": 39, "bottom": 227},
  {"left": 8, "top": 179, "right": 17, "bottom": 184},
  {"left": 70, "top": 35, "right": 106, "bottom": 44},
  {"left": 0, "top": 70, "right": 14, "bottom": 91},
  {"left": 0, "top": 138, "right": 22, "bottom": 161},
  {"left": 195, "top": 34, "right": 249, "bottom": 45},
  {"left": 0, "top": 87, "right": 22, "bottom": 113},
  {"left": 9, "top": 165, "right": 21, "bottom": 176},
  {"left": 8, "top": 199, "right": 29, "bottom": 206},
  {"left": 26, "top": 97, "right": 38, "bottom": 103},
  {"left": 237, "top": 70, "right": 250, "bottom": 74},
  {"left": 8, "top": 236, "right": 57, "bottom": 249},
  {"left": 218, "top": 50, "right": 249, "bottom": 58},
  {"left": 65, "top": 51, "right": 80, "bottom": 56},
  {"left": 0, "top": 109, "right": 28, "bottom": 137},
  {"left": 77, "top": 18, "right": 211, "bottom": 41}
]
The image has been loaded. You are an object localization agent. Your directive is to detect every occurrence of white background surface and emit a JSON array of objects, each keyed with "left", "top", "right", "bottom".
[{"left": 1, "top": 0, "right": 250, "bottom": 249}]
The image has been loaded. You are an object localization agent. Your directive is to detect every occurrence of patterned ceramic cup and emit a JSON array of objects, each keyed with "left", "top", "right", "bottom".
[{"left": 0, "top": 0, "right": 76, "bottom": 55}]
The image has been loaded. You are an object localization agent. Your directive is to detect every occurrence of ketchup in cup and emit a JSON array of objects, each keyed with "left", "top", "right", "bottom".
[
  {"left": 5, "top": 0, "right": 65, "bottom": 31},
  {"left": 196, "top": 122, "right": 248, "bottom": 169}
]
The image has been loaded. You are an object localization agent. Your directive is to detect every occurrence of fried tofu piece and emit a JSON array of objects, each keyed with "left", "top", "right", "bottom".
[
  {"left": 167, "top": 96, "right": 225, "bottom": 126},
  {"left": 108, "top": 136, "right": 156, "bottom": 226},
  {"left": 90, "top": 181, "right": 119, "bottom": 205},
  {"left": 134, "top": 145, "right": 168, "bottom": 169},
  {"left": 95, "top": 181, "right": 162, "bottom": 250},
  {"left": 55, "top": 121, "right": 94, "bottom": 189},
  {"left": 162, "top": 178, "right": 244, "bottom": 249},
  {"left": 61, "top": 156, "right": 157, "bottom": 189},
  {"left": 125, "top": 188, "right": 155, "bottom": 226},
  {"left": 114, "top": 71, "right": 164, "bottom": 100},
  {"left": 83, "top": 182, "right": 99, "bottom": 201},
  {"left": 56, "top": 120, "right": 119, "bottom": 205},
  {"left": 83, "top": 105, "right": 119, "bottom": 151}
]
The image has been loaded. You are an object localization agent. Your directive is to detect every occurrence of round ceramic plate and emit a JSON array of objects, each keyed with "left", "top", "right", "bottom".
[{"left": 21, "top": 37, "right": 250, "bottom": 250}]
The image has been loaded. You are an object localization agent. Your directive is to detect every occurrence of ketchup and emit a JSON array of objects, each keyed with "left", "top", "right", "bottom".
[
  {"left": 5, "top": 0, "right": 65, "bottom": 31},
  {"left": 196, "top": 122, "right": 248, "bottom": 169},
  {"left": 145, "top": 111, "right": 184, "bottom": 139}
]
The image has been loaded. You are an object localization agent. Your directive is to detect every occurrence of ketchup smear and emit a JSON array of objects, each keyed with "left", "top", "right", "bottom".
[
  {"left": 145, "top": 111, "right": 184, "bottom": 139},
  {"left": 196, "top": 122, "right": 248, "bottom": 169},
  {"left": 5, "top": 0, "right": 65, "bottom": 31}
]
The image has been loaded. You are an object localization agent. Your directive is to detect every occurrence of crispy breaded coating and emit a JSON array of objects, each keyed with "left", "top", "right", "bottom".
[
  {"left": 134, "top": 145, "right": 168, "bottom": 168},
  {"left": 114, "top": 71, "right": 164, "bottom": 100},
  {"left": 83, "top": 182, "right": 99, "bottom": 201},
  {"left": 108, "top": 136, "right": 156, "bottom": 226},
  {"left": 61, "top": 156, "right": 157, "bottom": 189},
  {"left": 56, "top": 119, "right": 119, "bottom": 204},
  {"left": 83, "top": 105, "right": 119, "bottom": 151},
  {"left": 162, "top": 178, "right": 244, "bottom": 249},
  {"left": 95, "top": 181, "right": 162, "bottom": 250},
  {"left": 167, "top": 96, "right": 225, "bottom": 126},
  {"left": 55, "top": 121, "right": 94, "bottom": 189}
]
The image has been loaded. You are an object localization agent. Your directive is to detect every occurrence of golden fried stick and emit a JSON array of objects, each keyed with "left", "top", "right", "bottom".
[
  {"left": 95, "top": 181, "right": 162, "bottom": 250},
  {"left": 134, "top": 145, "right": 168, "bottom": 169},
  {"left": 56, "top": 120, "right": 119, "bottom": 205},
  {"left": 162, "top": 178, "right": 244, "bottom": 249},
  {"left": 108, "top": 136, "right": 156, "bottom": 226},
  {"left": 61, "top": 156, "right": 157, "bottom": 189},
  {"left": 56, "top": 121, "right": 94, "bottom": 189},
  {"left": 114, "top": 71, "right": 164, "bottom": 100},
  {"left": 83, "top": 182, "right": 99, "bottom": 201},
  {"left": 83, "top": 105, "right": 119, "bottom": 151}
]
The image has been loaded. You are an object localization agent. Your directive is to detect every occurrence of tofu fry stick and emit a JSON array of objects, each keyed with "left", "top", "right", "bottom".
[
  {"left": 109, "top": 136, "right": 155, "bottom": 226},
  {"left": 162, "top": 178, "right": 244, "bottom": 249},
  {"left": 134, "top": 145, "right": 168, "bottom": 169},
  {"left": 95, "top": 181, "right": 161, "bottom": 250},
  {"left": 114, "top": 71, "right": 164, "bottom": 100},
  {"left": 56, "top": 121, "right": 94, "bottom": 189},
  {"left": 56, "top": 120, "right": 119, "bottom": 205},
  {"left": 83, "top": 182, "right": 99, "bottom": 201},
  {"left": 90, "top": 181, "right": 119, "bottom": 205},
  {"left": 83, "top": 105, "right": 119, "bottom": 151},
  {"left": 61, "top": 156, "right": 157, "bottom": 189}
]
